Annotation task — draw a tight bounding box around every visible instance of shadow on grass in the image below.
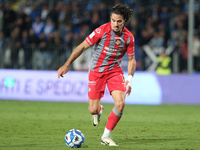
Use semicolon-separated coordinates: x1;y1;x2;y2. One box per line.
0;144;39;148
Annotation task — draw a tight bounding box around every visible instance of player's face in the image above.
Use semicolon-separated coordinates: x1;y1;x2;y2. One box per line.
110;13;125;34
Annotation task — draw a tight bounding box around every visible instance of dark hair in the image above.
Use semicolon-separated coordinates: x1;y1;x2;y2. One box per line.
110;4;133;22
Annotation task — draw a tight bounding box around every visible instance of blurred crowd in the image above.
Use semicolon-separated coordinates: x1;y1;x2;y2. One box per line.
0;0;200;73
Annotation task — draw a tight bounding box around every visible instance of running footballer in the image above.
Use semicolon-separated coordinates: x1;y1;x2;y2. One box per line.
58;4;136;146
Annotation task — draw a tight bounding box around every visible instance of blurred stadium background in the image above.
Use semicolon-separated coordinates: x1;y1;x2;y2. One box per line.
0;0;200;104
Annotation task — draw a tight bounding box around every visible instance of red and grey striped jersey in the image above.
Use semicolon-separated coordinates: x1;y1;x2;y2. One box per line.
85;22;135;72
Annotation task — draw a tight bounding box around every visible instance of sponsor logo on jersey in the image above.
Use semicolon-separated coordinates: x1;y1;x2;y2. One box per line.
103;47;125;56
105;46;124;52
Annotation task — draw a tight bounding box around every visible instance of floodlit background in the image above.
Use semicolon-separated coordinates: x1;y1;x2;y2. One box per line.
0;0;200;104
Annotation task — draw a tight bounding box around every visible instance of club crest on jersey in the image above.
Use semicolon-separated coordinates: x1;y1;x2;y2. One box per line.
115;40;121;45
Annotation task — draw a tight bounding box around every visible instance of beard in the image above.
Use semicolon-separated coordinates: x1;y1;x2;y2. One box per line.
113;30;120;34
112;28;123;35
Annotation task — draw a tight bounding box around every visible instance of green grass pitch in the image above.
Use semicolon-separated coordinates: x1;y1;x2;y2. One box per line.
0;100;200;150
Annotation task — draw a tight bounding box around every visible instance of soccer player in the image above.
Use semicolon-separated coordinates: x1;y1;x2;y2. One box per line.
58;4;136;146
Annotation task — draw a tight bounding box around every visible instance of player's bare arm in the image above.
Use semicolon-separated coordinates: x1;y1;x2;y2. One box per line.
126;55;136;95
57;40;90;78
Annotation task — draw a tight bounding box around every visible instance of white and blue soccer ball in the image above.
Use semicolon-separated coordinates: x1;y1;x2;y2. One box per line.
65;129;85;148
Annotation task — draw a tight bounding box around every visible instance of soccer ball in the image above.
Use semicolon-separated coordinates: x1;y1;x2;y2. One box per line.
65;129;85;148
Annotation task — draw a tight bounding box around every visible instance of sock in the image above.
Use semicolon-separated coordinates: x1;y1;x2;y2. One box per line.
88;105;102;115
101;127;111;139
97;105;102;115
102;107;123;138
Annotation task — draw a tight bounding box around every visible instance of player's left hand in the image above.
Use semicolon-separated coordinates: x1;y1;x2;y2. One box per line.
125;80;132;96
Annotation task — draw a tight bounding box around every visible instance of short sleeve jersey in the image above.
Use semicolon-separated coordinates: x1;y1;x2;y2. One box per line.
86;22;135;72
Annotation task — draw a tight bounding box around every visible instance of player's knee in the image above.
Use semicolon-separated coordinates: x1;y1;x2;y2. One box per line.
89;107;99;115
115;101;125;112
